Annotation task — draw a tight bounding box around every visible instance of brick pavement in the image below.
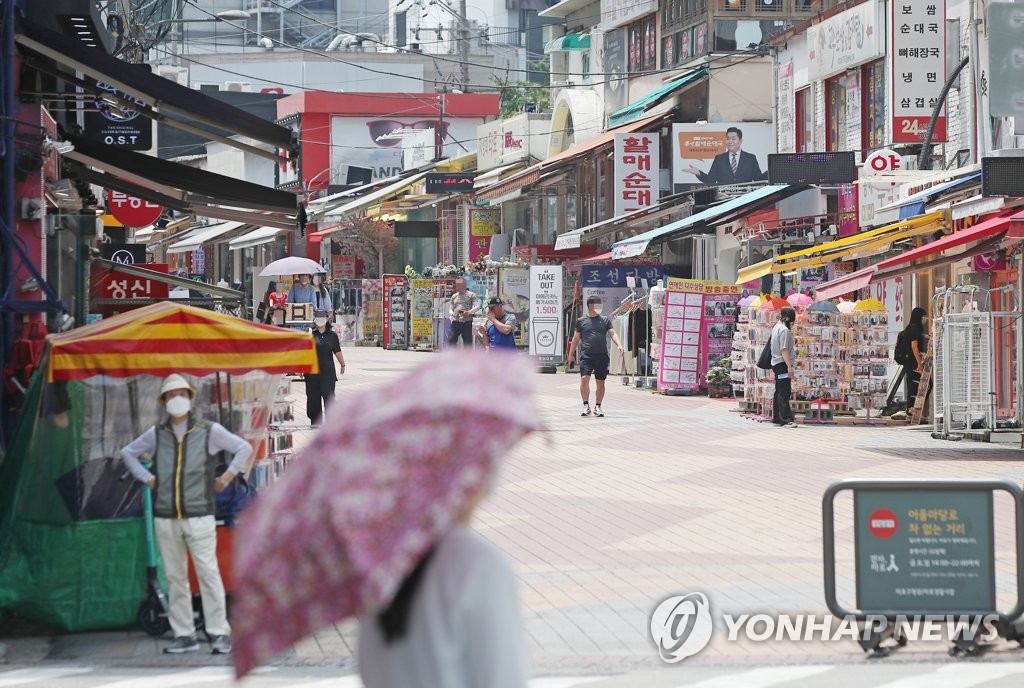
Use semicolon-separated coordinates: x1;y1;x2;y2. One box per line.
23;346;1024;675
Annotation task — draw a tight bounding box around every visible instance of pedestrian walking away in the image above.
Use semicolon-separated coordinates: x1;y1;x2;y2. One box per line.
895;306;928;403
448;277;479;347
477;296;517;350
566;295;624;418
305;309;346;426
120;374;253;655
771;306;798;427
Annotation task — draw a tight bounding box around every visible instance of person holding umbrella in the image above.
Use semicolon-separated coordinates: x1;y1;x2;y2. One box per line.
287;274;317;305
230;353;539;686
305;308;346;427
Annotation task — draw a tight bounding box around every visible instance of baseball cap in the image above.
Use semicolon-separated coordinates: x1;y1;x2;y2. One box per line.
313;309;331;318
486;297;503;308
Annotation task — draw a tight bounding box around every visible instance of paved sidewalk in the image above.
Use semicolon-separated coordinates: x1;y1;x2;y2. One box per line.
8;346;1024;676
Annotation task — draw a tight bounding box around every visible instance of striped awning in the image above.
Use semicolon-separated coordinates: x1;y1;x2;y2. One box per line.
45;302;318;381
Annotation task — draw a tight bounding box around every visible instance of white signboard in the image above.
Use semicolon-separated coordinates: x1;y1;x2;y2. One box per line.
613;132;660;216
529;265;564;363
777;61;795;153
808;0;883;80
601;0;657;29
891;1;946;143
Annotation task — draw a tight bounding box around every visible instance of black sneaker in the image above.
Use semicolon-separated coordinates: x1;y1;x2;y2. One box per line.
164;636;199;654
594;405;604;417
581;403;592;417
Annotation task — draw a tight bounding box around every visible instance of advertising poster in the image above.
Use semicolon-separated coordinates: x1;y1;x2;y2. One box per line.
332;255;356;279
613;132;660;216
529;265;564;363
469;208;500;263
838;183;860;238
700;284;742;383
672;122;772;193
659;279;705;393
499;267;530;347
381;274;409;350
361;278;383;340
410;278;434;347
432;279;455;349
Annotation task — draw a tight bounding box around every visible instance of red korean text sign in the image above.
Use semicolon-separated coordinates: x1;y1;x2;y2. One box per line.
90;263;170;318
614;132;660;216
105;189;164;227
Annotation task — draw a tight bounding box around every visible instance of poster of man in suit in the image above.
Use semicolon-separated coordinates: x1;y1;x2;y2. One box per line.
673;123;771;193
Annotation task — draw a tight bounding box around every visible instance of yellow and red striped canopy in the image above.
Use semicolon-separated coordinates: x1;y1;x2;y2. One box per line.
45;302;318;381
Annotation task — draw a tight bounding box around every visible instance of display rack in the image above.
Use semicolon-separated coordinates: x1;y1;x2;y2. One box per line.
247;376;298;490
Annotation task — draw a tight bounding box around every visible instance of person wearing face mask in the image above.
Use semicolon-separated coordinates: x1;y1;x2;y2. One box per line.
770;306;798;428
566;295;625;418
120;374;252;655
305;309;346;427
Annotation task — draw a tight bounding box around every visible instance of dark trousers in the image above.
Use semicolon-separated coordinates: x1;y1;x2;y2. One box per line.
772;362;794;425
305;374;336;426
904;365;922;404
448;320;474;347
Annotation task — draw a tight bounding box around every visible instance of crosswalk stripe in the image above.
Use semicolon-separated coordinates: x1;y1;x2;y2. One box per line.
684;665;835;688
0;667;91;686
93;667;233;688
874;663;1024;688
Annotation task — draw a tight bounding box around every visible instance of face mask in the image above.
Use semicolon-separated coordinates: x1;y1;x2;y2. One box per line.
591;303;603;313
314;318;328;327
165;396;191;417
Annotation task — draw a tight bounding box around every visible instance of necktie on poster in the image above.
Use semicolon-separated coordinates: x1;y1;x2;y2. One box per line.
731;153;738;175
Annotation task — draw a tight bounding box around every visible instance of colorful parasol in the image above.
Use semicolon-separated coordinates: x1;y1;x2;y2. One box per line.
836;299;857;314
230;351;542;678
787;293;813;307
809;300;840;312
854;298;887;312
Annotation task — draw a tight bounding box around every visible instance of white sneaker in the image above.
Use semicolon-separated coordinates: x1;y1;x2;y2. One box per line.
581;404;592;417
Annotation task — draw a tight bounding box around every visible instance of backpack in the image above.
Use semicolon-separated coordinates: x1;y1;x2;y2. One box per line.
894;329;914;366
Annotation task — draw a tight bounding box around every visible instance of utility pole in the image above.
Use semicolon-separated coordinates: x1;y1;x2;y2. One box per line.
457;0;470;91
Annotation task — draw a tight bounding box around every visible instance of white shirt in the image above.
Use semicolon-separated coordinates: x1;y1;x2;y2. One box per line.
358;525;528;688
120;419;252;484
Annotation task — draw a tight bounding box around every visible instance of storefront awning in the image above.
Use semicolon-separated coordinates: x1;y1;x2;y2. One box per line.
1007;210;1024;240
613;184;809;259
555;192;695;250
474;162;528;189
875;173;981;219
544;32;591;53
321;172;428;219
16;19;295;161
475;114;663;202
736;211;947;284
873;210;1018;271
229;226;289;251
166;222;249;254
609;67;709;127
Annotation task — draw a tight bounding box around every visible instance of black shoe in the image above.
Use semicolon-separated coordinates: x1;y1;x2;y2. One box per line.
164;636;199;654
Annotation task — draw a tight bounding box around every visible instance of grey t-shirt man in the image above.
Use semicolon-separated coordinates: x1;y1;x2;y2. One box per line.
770;320;794;367
575;315;613;359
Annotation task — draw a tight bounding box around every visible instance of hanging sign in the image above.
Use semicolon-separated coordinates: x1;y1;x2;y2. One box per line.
105;189;164;228
614;132;660;216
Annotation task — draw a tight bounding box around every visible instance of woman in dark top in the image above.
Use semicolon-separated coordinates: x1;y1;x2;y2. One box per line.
306;309;346;427
902;307;927;402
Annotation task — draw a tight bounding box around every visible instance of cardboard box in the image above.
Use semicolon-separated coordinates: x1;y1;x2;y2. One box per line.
286;303;312;322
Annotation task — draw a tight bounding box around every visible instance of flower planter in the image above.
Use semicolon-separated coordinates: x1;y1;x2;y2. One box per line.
707;383;732;398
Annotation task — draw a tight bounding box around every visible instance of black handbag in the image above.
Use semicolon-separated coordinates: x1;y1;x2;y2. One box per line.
756;339;773;370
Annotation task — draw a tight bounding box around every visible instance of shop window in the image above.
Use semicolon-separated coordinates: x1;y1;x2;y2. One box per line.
795;86;812;152
643;16;657;71
826;75;847;152
627;16;658;73
862;58;886;152
628;22;643;73
756;0;783;11
582;51;590;81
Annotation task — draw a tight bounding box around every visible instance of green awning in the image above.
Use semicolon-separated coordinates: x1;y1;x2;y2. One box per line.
609;67;709;126
545;32;591;53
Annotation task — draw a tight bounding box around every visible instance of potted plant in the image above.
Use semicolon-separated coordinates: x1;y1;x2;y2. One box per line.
706;357;733;398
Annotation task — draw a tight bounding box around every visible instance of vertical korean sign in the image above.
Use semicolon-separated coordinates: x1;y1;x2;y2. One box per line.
469;208;500;263
892;2;946;143
659;279;705;393
381;274;409;350
700;283;741;386
410;278;434;347
614;132;660;217
529;265;563;363
777;61;795;153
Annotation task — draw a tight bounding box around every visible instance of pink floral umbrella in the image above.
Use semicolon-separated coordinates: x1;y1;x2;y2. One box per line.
230;351;542;678
787;292;813;307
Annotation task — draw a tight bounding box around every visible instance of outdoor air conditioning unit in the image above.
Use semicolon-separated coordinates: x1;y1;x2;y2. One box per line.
154;65;188;86
224;81;252;93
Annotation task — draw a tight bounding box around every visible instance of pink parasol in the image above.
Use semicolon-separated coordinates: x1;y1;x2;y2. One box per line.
787;293;813;307
230;351;542;678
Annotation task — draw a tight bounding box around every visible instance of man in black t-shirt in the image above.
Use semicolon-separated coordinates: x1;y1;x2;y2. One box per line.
566;295;625;417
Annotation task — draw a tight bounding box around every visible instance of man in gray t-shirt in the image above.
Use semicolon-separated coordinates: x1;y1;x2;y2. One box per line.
770;306;797;427
566;295;625;418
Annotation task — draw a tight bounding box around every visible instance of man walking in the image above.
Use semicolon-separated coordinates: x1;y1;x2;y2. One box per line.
771;306;798;427
566;295;625;417
448;277;480;347
121;374;252;655
477;296;518;350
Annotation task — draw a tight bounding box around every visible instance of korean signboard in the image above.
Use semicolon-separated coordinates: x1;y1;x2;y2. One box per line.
601;0;656;29
580;265;663;314
614;132;660;216
855;489;995;612
105;189;163;228
410;278;434;347
529;265;564;363
469;208;500;263
425;173;476;193
382;274;409;350
891;2;946;143
700;283;741;383
777;61;795;153
659;279;706;393
332;255;357;279
672;123;771;194
858;148;906;226
89;263;169;318
808;0;883;81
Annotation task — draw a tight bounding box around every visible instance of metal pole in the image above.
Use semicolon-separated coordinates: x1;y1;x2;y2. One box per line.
1;0;18;447
457;0;470;91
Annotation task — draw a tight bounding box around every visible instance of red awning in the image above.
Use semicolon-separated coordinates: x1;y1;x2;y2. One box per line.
1005;209;1024;240
814;267;874;301
874;211;1015;272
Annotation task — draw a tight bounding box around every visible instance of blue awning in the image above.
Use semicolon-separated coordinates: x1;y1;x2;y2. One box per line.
609;67;709;127
888;172;982;219
611;184;810;259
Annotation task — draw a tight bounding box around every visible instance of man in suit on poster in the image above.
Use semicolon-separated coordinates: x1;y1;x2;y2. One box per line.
685;127;765;185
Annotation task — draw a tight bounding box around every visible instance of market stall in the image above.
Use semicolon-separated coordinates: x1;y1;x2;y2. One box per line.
0;303;317;631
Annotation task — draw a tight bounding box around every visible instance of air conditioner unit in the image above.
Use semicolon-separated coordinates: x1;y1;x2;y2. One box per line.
154;65;188;86
224;81;252;92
